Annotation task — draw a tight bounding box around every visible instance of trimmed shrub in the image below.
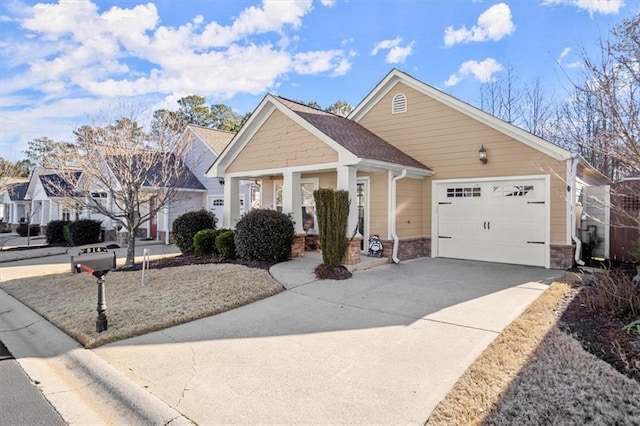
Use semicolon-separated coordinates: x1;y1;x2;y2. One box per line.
235;209;294;262
17;223;40;237
314;189;350;267
172;209;216;253
216;229;236;259
66;219;102;246
46;220;70;245
194;228;219;256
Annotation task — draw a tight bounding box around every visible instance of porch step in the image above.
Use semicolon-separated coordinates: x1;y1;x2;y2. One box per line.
345;256;390;273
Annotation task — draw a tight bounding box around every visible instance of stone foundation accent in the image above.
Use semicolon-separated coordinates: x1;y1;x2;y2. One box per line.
379;237;431;261
550;244;574;269
158;231;175;244
342;237;363;265
290;233;306;258
305;234;320;251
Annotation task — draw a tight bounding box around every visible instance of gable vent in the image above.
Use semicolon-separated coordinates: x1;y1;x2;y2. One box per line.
392;93;407;114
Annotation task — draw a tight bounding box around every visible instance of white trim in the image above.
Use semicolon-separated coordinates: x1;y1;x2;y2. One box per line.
431;174;551;268
604;185;611;259
357;177;370;250
226;163;341;179
349;69;571;162
391;92;407;114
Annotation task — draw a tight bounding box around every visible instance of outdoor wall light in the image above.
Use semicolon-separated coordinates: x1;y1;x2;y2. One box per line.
218;177;225;185
479;145;488;165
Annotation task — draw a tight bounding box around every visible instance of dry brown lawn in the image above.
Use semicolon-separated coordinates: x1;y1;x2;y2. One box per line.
0;264;283;348
426;281;640;425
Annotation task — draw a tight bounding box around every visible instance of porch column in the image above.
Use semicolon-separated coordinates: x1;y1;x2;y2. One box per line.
283;171;303;233
222;177;240;229
337;165;359;237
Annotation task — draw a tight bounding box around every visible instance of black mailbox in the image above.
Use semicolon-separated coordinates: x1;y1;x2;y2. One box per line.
71;246;116;276
70;246;116;333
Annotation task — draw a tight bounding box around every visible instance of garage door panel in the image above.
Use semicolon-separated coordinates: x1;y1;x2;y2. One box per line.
436;178;548;267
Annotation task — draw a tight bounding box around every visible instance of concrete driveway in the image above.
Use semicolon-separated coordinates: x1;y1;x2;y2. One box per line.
93;256;559;424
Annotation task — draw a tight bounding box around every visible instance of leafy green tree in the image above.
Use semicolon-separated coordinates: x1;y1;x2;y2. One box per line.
326;100;354;117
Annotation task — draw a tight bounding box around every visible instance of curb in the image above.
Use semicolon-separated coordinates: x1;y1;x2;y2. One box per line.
0;289;193;425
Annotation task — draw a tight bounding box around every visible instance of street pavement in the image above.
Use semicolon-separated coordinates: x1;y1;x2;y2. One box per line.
0;241;560;424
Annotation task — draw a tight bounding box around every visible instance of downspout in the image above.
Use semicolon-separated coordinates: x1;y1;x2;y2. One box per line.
570;158;585;266
391;169;408;264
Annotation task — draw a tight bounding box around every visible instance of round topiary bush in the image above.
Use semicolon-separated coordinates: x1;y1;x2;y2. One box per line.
172;209;216;253
216;229;236;259
193;228;219;256
235;208;294;262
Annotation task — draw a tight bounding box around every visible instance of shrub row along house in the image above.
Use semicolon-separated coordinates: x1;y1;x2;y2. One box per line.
3;69;633;268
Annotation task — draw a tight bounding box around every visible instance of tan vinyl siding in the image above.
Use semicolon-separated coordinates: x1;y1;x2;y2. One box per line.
359;172;389;239
396;178;423;238
227;110;338;173
358;82;568;244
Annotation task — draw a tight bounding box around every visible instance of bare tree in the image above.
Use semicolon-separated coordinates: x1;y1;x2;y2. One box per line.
569;15;639;180
326;100;354;117
54;107;193;267
522;77;555;140
480;63;523;124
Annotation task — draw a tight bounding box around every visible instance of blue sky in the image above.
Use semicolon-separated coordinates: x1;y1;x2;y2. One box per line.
1;0;637;162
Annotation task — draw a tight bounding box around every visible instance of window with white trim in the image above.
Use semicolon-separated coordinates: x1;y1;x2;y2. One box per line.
273;179;319;232
492;185;534;197
392;93;407;114
446;187;481;198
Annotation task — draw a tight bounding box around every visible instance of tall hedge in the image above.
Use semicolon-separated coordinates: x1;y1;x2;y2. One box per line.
314;189;350;267
66;219;102;246
234;209;294;262
172;209;217;253
46;220;70;245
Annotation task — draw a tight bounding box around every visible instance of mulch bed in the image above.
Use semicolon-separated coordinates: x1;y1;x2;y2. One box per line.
558;283;640;382
122;253;277;271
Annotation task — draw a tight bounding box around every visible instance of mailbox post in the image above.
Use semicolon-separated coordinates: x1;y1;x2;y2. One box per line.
71;247;116;333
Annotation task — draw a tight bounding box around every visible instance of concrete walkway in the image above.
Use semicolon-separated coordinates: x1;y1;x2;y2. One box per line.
92;256;559;424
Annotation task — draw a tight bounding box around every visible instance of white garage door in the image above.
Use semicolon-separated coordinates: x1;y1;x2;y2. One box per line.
435;178;547;267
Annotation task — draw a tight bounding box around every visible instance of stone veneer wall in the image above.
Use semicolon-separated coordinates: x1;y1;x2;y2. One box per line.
290;233;306;258
342;237;363;265
550;244;574;269
380;237;431;261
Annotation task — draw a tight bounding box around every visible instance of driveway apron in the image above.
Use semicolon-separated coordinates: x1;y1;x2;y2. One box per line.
93;257;559;424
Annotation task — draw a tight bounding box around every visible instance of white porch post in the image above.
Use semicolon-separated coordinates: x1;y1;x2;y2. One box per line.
222;177;240;229
163;204;170;245
337;165;358;237
283;171;303;233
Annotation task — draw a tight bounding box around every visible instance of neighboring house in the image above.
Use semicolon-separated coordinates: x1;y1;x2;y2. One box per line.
208;69;610;269
0;180;29;231
78;151;207;243
23;168;83;233
167;124;253;232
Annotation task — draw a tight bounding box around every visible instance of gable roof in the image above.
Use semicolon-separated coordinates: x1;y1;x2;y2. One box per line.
40;171;82;198
7;181;29;201
187;124;235;155
109;153;206;191
208;93;431;178
349;68;572;162
274;97;429;171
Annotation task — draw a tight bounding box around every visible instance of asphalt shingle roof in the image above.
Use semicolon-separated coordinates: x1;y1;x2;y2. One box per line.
189;124;235;155
274;97;430;171
7;182;29;201
110;154;205;191
39;172;81;197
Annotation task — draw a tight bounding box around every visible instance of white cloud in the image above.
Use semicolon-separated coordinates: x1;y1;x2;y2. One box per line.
0;0;353;161
542;0;624;15
444;58;504;87
371;37;414;63
386;42;414;64
320;0;337;6
557;46;582;68
444;3;515;47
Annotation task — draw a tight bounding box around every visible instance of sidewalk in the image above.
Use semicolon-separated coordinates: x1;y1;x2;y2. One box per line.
0;239;191;424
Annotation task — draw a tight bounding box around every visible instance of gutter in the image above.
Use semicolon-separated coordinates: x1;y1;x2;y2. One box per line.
569;157;585;266
390;169;408;264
